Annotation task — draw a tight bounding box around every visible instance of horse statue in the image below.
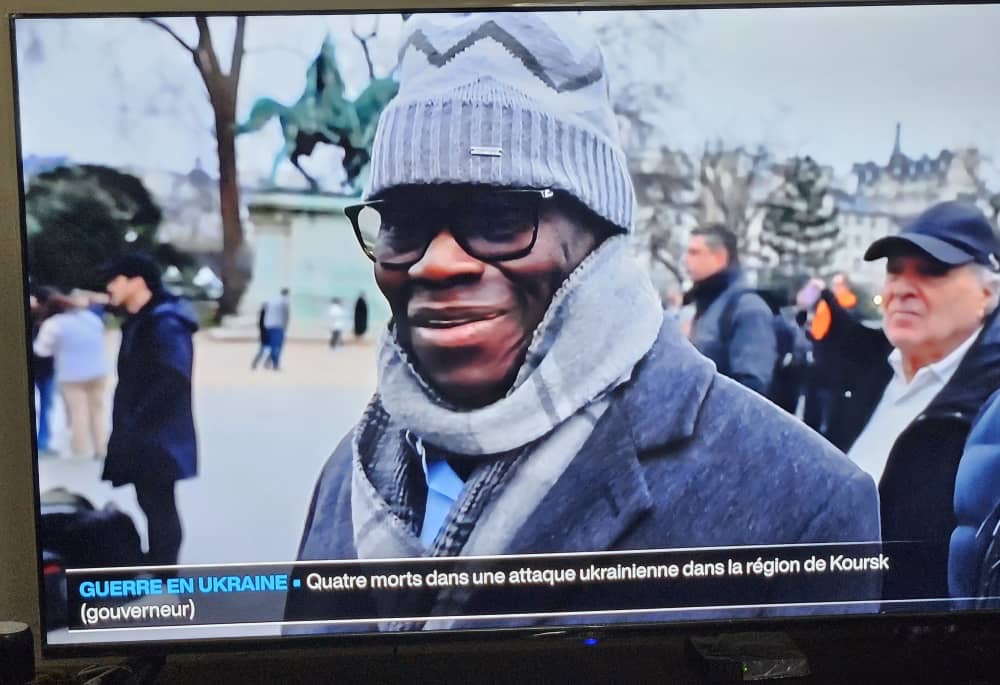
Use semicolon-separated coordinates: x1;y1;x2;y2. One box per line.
236;37;399;194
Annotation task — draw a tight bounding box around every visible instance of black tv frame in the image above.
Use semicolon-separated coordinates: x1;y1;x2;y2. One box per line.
6;0;1000;662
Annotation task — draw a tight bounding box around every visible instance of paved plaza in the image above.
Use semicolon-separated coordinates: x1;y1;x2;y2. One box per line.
35;330;378;567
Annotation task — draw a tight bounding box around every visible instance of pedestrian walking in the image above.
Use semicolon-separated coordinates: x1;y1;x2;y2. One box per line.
263;288;291;370
251;302;273;370
328;297;346;349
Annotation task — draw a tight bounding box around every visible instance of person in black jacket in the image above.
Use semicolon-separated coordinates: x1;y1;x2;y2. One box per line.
102;254;199;567
809;201;1000;602
353;291;369;340
250;302;272;370
683;223;778;396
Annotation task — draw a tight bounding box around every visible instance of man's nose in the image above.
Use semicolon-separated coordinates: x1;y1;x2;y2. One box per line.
408;229;484;282
887;271;919;299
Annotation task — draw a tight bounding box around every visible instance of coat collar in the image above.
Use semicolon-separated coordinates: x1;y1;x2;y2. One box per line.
683;266;743;313
621;318;717;451
502;320;716;556
925;308;1000;419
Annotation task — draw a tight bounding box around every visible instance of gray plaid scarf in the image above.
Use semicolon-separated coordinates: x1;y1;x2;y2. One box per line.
350;236;663;625
375;235;662;455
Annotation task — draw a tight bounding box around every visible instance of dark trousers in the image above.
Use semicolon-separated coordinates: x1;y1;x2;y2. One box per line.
804;385;832;434
770;366;805;416
134;481;182;566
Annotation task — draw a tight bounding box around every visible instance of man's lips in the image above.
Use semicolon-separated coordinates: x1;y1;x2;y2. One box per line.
408;306;504;328
407;306;510;347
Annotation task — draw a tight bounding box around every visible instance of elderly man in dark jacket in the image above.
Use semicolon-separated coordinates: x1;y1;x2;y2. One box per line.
683;223;778;396
809;201;1000;603
285;12;880;633
103;254;199;566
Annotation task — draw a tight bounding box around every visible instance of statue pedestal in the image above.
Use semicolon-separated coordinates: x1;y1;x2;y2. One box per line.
215;190;385;341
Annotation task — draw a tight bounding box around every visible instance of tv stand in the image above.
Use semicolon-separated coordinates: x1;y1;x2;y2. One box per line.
684;632;810;682
64;655;165;684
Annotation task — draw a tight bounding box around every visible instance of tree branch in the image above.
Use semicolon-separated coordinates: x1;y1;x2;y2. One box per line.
194;16;221;77
229;16;246;87
352;17;378;80
704;164;731;222
649;234;684;286
143;18;195;54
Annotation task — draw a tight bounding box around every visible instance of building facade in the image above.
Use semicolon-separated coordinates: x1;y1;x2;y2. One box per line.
830;124;988;290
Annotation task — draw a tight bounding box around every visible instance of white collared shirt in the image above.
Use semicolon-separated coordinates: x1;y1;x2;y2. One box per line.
847;326;983;484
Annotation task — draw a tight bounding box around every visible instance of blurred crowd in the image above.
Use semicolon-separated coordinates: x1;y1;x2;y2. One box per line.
29;287;110;460
671;203;1000;603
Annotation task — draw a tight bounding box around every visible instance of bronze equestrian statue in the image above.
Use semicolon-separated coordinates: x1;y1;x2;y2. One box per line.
236;37;398;194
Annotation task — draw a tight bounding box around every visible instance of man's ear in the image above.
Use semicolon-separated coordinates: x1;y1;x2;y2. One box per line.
713;246;730;269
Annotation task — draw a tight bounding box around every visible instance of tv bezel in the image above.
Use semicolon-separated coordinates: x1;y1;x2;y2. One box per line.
3;0;999;660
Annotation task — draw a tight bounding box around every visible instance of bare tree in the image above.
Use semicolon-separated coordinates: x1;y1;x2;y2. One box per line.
627;143;777;290
628;146;699;286
953;148;1000;228
697;143;773;248
592;11;696;291
936;147;1000;231
957;148;989;196
143;16;249;320
352;17;379;80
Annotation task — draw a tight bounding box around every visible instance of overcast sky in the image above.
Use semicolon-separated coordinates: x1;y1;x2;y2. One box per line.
13;4;1000;188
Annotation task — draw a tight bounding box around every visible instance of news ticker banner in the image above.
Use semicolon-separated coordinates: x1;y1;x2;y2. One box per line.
65;542;889;631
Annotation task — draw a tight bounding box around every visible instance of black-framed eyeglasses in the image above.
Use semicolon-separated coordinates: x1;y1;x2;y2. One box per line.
344;188;555;267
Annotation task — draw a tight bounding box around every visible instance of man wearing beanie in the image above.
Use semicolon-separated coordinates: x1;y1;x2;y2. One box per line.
102;253;199;567
286;12;879;631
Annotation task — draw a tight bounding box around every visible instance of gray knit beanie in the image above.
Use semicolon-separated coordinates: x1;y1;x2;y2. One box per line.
365;12;635;233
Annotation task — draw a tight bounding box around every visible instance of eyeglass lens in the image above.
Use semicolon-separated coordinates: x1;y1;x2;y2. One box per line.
356;193;540;265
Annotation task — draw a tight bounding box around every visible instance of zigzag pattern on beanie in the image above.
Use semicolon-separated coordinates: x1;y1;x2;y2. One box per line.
399;19;605;93
366;12;636;233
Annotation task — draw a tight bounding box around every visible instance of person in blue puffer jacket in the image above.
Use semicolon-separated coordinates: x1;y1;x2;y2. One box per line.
950;388;1000;605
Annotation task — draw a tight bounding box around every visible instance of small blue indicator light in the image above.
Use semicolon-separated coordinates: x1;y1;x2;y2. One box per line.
583;637;598;646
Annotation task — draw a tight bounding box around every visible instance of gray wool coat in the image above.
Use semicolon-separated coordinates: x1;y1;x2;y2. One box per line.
284;318;881;633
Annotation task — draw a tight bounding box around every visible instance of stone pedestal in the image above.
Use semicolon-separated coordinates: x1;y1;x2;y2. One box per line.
221;190;386;340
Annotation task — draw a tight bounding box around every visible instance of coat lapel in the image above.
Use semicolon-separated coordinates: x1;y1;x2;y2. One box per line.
502;399;653;555
501;321;716;556
440;321;717;630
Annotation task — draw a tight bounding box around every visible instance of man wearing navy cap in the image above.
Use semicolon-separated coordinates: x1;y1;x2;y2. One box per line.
102;253;199;567
807;201;1000;602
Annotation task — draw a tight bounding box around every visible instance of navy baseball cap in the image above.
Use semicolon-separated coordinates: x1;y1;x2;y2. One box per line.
100;253;163;291
864;201;1000;272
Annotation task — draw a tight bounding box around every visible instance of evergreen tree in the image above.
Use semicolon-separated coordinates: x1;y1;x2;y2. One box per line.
760;155;840;282
26;164;163;291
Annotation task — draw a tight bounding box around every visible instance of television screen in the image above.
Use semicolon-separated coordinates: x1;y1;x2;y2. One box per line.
12;3;1000;653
